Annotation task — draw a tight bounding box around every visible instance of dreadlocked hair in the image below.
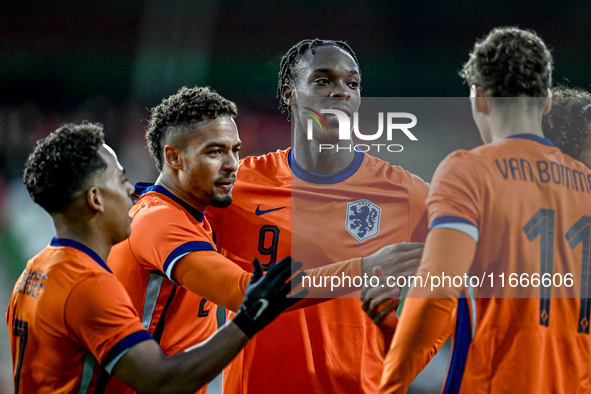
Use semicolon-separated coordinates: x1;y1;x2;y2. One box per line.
146;86;238;171
543;84;591;159
277;39;360;119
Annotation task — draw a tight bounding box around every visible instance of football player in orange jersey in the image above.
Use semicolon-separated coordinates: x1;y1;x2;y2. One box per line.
364;27;591;393
6;122;304;393
543;85;591;168
206;39;429;393
106;84;418;393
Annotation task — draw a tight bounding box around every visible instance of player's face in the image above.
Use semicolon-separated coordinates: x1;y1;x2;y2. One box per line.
287;45;361;141
180;115;241;211
96;144;134;244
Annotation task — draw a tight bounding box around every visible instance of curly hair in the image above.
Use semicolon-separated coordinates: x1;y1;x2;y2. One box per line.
277;39;360;118
146;86;238;171
23;122;106;213
460;27;553;99
542;85;591;159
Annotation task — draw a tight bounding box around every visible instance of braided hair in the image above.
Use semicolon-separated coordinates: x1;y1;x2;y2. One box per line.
277;39;360;119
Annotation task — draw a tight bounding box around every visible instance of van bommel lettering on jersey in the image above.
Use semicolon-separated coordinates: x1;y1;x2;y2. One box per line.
495;158;591;193
14;268;48;298
305;109;418;153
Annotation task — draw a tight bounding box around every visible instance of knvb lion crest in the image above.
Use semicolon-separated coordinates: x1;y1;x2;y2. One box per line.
346;199;381;242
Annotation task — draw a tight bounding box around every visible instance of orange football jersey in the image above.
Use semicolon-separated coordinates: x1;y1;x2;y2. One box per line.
107;184;220;393
382;135;591;393
6;238;151;393
207;148;429;393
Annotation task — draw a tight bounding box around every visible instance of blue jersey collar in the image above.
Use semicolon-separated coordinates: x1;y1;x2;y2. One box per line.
135;183;205;222
50;237;112;273
506;133;555;147
288;149;365;184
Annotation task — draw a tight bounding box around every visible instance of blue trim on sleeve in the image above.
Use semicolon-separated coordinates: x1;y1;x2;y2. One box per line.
429;216;479;243
163;241;216;280
50;238;112;273
102;330;153;371
135;182;205;222
288;149;365;184
429;216;475;229
443;297;471;394
506;134;555;147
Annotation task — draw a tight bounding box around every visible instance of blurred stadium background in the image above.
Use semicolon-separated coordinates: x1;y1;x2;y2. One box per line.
1;1;591;392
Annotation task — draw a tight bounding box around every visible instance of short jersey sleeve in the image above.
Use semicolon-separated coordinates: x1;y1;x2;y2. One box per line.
128;202;216;281
65;272;152;373
426;150;482;242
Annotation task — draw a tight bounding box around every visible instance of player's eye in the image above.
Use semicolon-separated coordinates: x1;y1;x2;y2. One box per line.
314;77;330;85
348;80;360;89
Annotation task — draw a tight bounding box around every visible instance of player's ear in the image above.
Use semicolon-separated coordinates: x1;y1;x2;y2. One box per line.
542;88;552;115
282;85;294;106
163;145;183;170
472;85;490;114
86;186;104;213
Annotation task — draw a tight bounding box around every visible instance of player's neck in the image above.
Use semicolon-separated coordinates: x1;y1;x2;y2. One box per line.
484;97;547;143
292;121;357;174
52;216;112;262
155;174;207;213
489;115;544;142
292;136;356;174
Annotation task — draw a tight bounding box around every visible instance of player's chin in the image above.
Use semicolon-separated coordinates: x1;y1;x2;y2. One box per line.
211;193;233;208
124;215;133;232
114;227;132;245
316;128;342;142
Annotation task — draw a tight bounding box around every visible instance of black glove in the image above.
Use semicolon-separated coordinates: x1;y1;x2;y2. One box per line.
233;257;307;338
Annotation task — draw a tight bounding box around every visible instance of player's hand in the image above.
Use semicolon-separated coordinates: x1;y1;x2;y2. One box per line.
361;242;423;279
232;257;308;338
360;267;401;333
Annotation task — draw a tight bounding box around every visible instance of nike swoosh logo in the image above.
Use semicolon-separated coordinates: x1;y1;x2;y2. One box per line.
256;205;287;216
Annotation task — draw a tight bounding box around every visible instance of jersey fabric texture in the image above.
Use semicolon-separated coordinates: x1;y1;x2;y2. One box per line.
207;148;429;393
382;135;591;393
6;238;152;394
106;183;219;394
